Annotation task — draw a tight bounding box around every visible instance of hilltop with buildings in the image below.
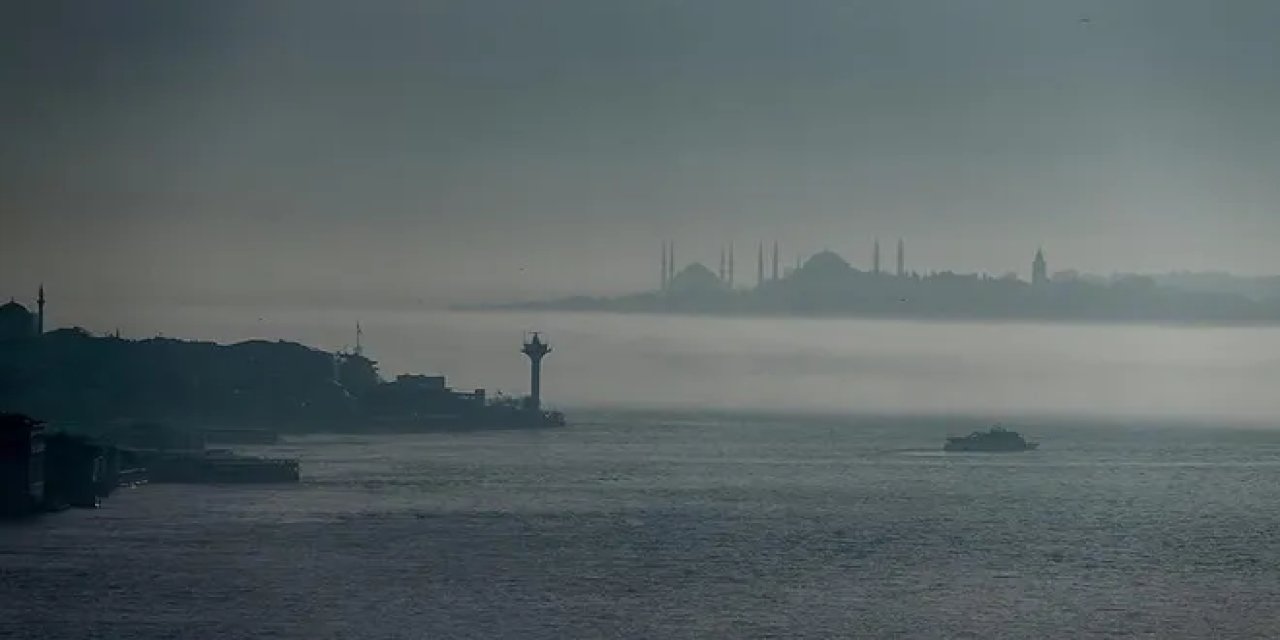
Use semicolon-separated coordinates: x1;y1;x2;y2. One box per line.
492;241;1280;324
0;287;563;433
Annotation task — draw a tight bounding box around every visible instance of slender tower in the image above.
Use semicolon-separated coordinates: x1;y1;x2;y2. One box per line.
354;322;364;357
757;242;765;287
873;239;881;275
521;332;552;410
36;284;45;335
661;241;668;291
896;239;905;277
771;241;780;281
719;247;726;283
728;243;735;288
1032;248;1048;286
670;241;676;287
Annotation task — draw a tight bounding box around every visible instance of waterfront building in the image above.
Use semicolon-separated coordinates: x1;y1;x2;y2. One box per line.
0;414;45;516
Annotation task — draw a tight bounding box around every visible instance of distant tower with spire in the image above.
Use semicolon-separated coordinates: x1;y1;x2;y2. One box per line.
1032;248;1048;286
771;241;780;281
873;239;881;275
718;247;726;283
896;239;905;277
354;322;364;357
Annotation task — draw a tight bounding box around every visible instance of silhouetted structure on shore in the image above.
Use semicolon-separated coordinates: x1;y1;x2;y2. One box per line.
1;413;130;516
0;323;563;434
2;413;304;508
521;332;551;410
0;414;45;515
0;285;45;341
1033;248;1049;287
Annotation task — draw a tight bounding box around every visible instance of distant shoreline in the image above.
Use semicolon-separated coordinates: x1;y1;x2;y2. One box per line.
464;253;1280;328
454;303;1280;330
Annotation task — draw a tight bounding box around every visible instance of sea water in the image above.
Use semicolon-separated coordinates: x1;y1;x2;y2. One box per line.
3;411;1279;639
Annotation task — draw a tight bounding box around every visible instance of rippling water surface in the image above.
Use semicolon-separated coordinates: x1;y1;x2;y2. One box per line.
4;412;1280;639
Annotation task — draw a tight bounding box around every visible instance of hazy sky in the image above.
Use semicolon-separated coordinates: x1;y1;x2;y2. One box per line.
4;0;1280;309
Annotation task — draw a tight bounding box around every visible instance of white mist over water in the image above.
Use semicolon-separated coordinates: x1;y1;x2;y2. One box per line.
82;307;1280;423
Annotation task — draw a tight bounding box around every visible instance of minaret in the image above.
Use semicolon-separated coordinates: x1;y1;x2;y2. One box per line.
771;241;780;281
728;243;735;288
668;240;676;286
873;239;881;275
757;242;765;287
661;241;668;291
896;239;905;277
354;322;364;357
521;332;552;410
719;247;726;283
36;284;45;335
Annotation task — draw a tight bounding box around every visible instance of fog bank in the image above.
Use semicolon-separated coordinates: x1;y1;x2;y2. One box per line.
68;307;1280;423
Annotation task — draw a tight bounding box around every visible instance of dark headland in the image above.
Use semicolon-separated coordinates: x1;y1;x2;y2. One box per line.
476;243;1280;325
0;294;563;435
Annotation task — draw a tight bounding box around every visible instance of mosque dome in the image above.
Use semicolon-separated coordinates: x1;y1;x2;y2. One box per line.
800;250;853;275
0;300;30;314
668;262;726;295
0;299;35;341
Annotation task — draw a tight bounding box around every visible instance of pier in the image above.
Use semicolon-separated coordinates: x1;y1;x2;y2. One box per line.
2;413;301;520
